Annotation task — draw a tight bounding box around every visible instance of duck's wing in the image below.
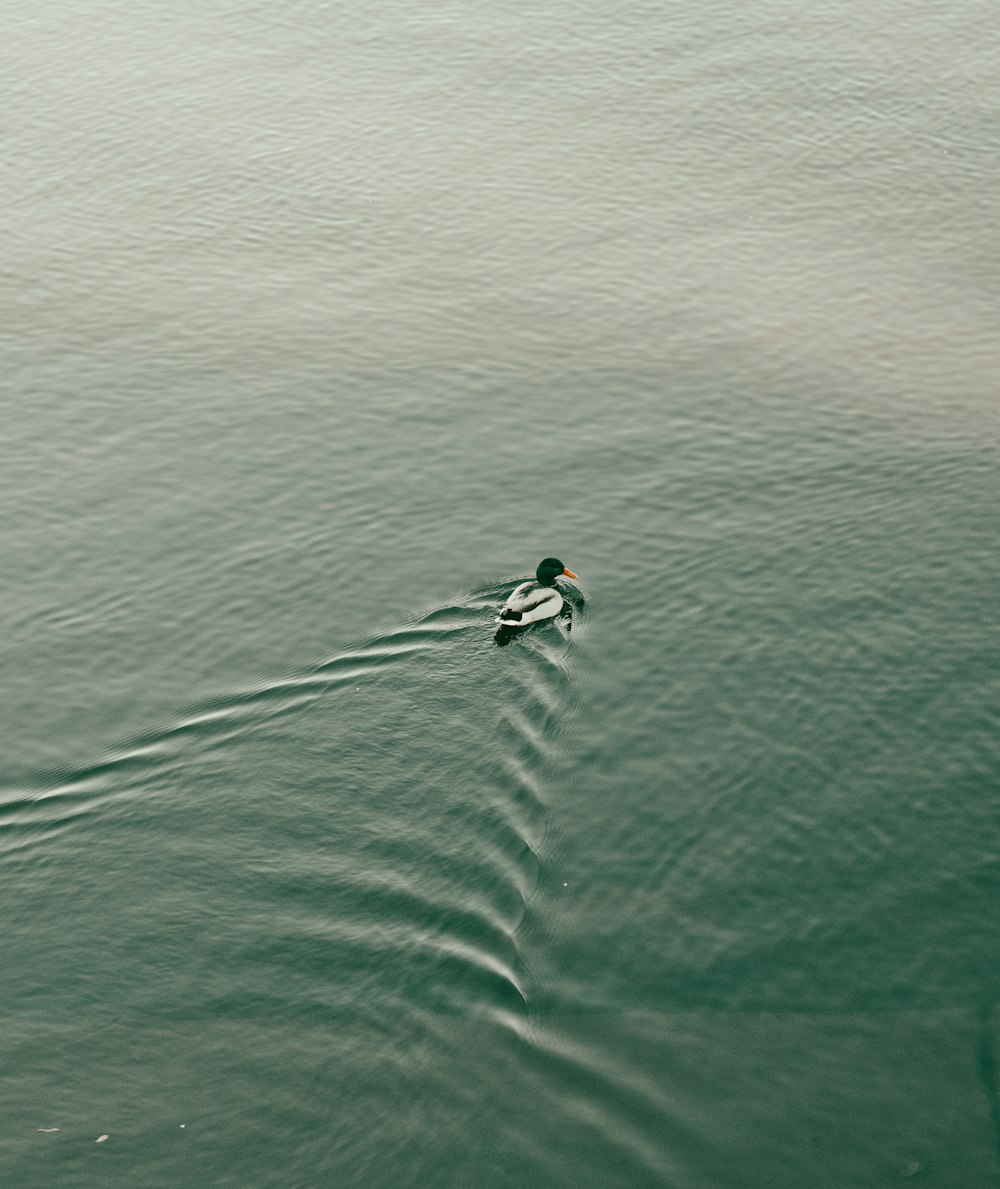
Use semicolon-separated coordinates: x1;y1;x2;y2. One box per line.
498;582;564;625
501;581;537;612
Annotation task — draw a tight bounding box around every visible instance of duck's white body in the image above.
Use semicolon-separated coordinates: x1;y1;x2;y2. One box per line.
496;580;566;628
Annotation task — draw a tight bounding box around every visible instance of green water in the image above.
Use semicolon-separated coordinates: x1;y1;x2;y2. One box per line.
3;1;999;1185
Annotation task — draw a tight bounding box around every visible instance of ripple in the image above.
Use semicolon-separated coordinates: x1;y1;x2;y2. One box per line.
3;587;585;1024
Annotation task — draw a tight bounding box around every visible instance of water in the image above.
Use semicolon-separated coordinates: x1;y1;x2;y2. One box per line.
3;1;999;1185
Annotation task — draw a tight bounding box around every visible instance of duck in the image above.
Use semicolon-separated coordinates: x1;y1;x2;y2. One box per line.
495;558;580;644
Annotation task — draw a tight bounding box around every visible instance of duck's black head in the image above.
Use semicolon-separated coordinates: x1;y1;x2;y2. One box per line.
536;557;578;586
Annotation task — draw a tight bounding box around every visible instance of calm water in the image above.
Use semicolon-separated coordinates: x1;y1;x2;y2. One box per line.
3;1;999;1185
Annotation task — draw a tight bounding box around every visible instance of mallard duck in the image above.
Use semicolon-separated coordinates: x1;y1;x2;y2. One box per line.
495;558;579;643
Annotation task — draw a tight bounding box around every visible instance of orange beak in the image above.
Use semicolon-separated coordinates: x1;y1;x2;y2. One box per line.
562;567;578;579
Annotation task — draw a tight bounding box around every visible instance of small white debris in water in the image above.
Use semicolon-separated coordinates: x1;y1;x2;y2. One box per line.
96;1135;109;1143
36;1128;59;1133
180;1124;186;1129
563;882;568;887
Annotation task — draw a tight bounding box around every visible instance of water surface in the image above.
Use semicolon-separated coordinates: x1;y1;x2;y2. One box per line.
3;0;999;1185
